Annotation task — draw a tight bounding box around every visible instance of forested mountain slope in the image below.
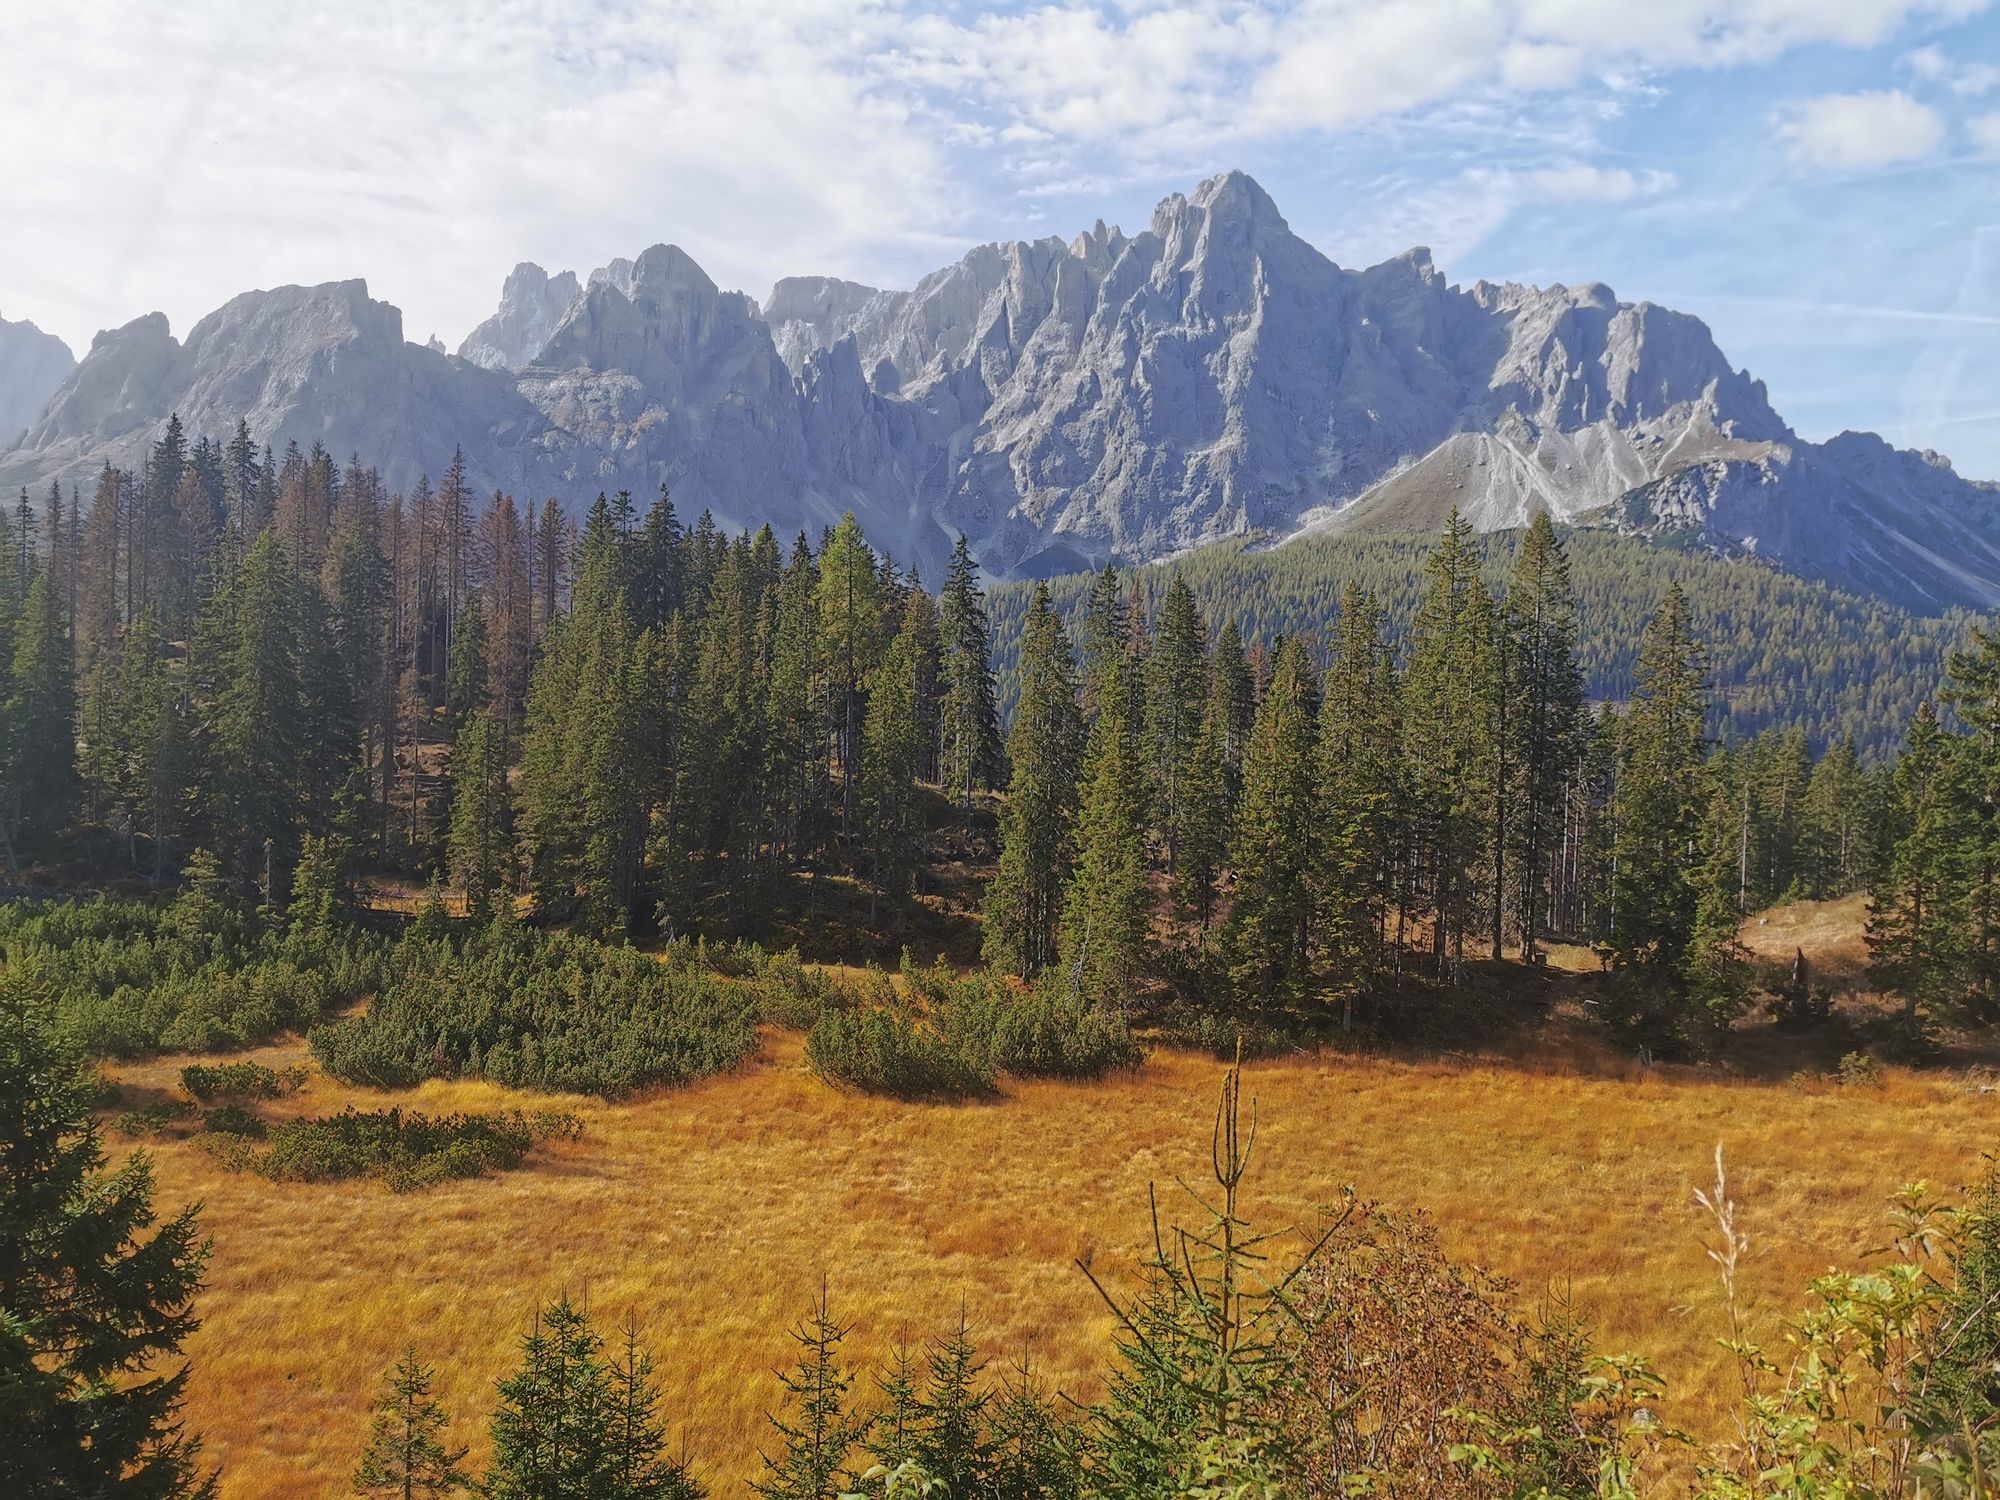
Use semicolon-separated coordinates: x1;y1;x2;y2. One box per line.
990;531;1972;756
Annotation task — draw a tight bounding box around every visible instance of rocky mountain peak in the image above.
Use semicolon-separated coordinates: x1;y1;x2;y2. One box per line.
0;313;79;446
5;170;1994;611
458;261;582;371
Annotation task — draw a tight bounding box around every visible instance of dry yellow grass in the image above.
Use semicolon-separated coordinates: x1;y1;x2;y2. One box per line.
104;1008;1999;1498
1738;892;1873;977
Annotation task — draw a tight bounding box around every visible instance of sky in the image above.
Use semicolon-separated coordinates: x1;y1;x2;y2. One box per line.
3;1;1998;474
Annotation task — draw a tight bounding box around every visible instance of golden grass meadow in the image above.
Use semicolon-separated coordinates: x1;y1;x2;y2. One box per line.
100;895;1996;1498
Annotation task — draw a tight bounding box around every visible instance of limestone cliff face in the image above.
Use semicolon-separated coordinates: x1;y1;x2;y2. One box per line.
7;172;1996;609
0;313;75;447
457;263;580;371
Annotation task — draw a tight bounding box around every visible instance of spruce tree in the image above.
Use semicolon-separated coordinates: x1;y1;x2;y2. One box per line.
1943;622;2000;1021
1318;583;1400;1009
200;532;305;891
1079;564;1128;722
487;1296;695;1500
815;515;884;846
1606;584;1713;1041
984;584;1083;978
1868;701;1971;1037
1169;676;1231;938
606;1316;705;1500
1146;576;1209;874
447;712;507;923
937;536;1000;812
1504;514;1585;964
1058;644;1150;1009
1;573;79;866
860;606;925;918
443;589;490;741
1223;636;1322;1009
353;1347;470;1499
1210;619;1256;806
1800;734;1869;898
911;1313;993;1496
1402;510;1499;972
753;1289;867;1500
0;997;215;1499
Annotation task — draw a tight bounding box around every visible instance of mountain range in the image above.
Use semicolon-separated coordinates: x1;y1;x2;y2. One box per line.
2;170;1995;612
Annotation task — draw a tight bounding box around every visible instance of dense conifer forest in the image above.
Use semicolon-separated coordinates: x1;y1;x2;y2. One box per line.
13;414;2000;1496
3;415;1998;1053
989;532;1973;758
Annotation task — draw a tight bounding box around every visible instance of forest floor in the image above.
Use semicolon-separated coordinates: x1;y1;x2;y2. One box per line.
99;892;2000;1499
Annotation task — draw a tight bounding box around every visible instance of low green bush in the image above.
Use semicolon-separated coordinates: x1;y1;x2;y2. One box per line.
753;950;849;1031
310;925;758;1098
804;960;1142;1098
110;1098;196;1136
0;893;390;1059
806;998;997;1099
251;1107;580;1192
200;1104;267;1138
180;1061;306;1102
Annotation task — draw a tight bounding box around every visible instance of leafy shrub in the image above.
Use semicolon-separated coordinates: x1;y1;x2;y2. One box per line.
1838;1049;1885;1088
180;1061;305;1102
310;925;757;1098
249;1107;581;1192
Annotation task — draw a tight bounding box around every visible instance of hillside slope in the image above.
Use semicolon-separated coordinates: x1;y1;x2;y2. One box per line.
988;531;1972;755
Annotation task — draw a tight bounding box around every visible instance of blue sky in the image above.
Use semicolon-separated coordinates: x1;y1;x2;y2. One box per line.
4;1;1997;473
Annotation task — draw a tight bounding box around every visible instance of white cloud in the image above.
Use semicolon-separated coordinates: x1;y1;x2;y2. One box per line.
1529;164;1678;201
1972;112;2000;153
1903;43;2000;93
1780;90;1947;170
1;0;1991;355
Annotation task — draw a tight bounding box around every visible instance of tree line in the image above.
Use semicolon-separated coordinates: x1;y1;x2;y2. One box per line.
983;511;1879;1052
987;530;1974;759
0;416;1924;1055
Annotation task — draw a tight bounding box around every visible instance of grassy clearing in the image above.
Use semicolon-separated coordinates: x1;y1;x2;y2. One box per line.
101;988;1999;1498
